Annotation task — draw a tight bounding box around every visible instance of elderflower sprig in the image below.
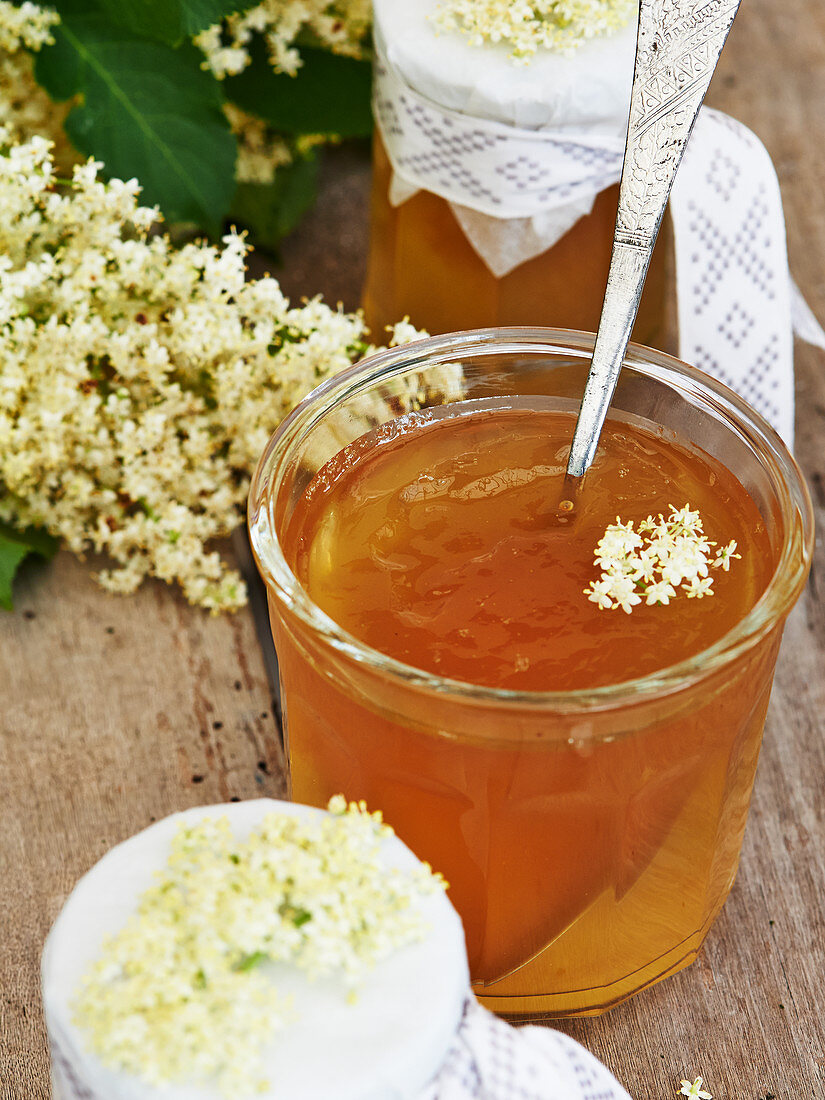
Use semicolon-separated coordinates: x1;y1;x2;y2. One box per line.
0;0;57;52
73;799;445;1096
584;505;740;614
0;134;449;611
195;0;372;80
0;1;75;165
0;2;370;198
433;0;637;61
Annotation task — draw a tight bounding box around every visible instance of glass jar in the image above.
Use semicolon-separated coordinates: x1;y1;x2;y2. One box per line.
362;2;674;348
248;329;812;1017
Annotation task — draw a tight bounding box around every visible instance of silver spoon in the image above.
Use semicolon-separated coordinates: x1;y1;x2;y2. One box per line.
565;0;743;481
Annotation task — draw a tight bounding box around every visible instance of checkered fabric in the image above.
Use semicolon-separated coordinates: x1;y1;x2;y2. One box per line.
420;996;633;1100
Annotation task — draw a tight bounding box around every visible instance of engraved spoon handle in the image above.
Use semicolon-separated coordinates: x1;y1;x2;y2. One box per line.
566;0;742;479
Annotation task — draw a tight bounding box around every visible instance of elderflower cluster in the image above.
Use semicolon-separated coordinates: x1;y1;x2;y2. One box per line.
196;0;372;80
0;3;365;192
0;133;437;610
73;799;443;1096
584;505;740;614
433;0;636;60
0;1;74;162
223;102;297;185
0;0;57;51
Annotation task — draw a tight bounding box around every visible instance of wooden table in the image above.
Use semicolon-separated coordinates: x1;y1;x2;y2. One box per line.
2;0;824;1095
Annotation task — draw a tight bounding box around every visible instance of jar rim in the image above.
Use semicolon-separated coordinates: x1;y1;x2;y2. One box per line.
248;327;814;713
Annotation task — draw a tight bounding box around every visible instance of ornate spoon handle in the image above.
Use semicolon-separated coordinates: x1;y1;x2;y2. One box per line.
566;0;742;478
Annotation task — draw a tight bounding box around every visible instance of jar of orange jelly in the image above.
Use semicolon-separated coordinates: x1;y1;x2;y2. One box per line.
362;0;673;344
248;329;813;1017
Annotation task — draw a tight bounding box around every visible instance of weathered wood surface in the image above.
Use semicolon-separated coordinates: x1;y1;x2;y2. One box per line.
2;0;824;1096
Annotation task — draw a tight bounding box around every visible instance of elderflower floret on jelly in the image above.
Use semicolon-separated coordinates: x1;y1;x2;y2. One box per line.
584;504;740;613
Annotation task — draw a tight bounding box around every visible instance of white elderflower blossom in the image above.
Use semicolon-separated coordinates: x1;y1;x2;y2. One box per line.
196;0;372;80
0;0;58;52
679;1077;712;1100
433;0;637;61
0;2;73;161
584;505;739;613
714;540;740;572
224;102;295;185
0;135;438;611
73;799;444;1096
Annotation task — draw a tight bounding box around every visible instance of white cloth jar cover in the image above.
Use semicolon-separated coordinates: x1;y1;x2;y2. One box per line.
373;0;825;448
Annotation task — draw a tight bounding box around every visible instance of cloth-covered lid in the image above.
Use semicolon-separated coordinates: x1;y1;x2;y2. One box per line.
42;799;469;1100
373;0;637;134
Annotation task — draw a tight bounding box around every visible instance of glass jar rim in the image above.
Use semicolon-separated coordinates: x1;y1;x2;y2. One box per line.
248;327;814;713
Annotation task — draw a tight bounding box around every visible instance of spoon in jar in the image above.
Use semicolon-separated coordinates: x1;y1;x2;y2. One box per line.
561;0;743;503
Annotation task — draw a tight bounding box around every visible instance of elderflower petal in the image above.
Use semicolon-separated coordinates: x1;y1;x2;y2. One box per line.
679;1076;713;1100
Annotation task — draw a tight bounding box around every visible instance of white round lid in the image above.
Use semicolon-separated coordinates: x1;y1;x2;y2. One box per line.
42;799;469;1100
374;0;637;135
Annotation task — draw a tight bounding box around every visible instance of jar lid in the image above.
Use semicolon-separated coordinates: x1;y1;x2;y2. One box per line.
42;799;469;1099
373;0;636;135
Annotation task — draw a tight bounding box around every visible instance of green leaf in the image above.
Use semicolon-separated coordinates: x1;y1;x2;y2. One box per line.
45;0;99;18
88;0;252;47
230;149;319;252
0;523;59;611
224;41;373;138
35;14;236;231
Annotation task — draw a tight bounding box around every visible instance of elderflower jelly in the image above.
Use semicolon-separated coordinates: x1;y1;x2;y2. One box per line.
249;329;813;1016
41;799;469;1099
362;0;673;343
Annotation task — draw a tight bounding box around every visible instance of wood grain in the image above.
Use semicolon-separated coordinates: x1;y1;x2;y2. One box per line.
2;0;824;1096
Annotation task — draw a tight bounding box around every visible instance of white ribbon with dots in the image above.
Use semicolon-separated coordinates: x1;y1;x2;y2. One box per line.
376;49;825;448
